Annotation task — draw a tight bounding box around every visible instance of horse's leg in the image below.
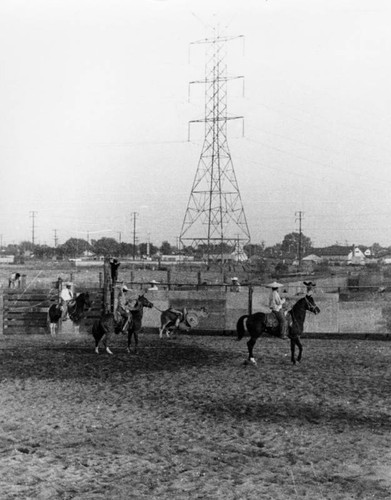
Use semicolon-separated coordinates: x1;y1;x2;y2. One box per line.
296;337;303;363
290;339;296;364
126;328;132;354
103;333;113;355
95;336;100;354
247;337;257;365
133;329;139;354
73;322;80;335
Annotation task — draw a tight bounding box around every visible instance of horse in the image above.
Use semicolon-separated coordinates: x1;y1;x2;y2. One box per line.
237;295;320;365
91;294;153;354
48;292;92;336
92;311;115;355
116;294;154;354
159;306;208;338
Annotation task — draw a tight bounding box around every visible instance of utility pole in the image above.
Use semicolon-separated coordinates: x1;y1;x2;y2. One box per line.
53;229;58;248
147;232;151;257
118;232;122;244
295;211;304;270
131;212;138;260
30;211;37;247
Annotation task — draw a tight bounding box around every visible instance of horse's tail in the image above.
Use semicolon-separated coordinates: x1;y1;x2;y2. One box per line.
237;315;249;341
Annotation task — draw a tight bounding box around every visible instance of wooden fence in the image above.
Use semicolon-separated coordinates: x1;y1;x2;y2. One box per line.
0;286;104;335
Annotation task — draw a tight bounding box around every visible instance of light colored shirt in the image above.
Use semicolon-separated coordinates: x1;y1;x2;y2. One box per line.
60;288;73;302
269;290;285;312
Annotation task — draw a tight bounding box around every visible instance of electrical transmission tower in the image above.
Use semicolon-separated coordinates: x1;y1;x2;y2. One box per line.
179;31;251;265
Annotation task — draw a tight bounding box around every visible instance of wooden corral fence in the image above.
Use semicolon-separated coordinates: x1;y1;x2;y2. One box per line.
0;286;105;335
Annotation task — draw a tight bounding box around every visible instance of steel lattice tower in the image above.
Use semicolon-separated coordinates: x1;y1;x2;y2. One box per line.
180;33;251;263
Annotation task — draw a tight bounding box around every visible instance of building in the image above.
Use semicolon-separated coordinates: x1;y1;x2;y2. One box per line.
304;245;366;266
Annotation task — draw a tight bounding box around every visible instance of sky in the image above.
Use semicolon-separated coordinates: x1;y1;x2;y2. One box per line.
1;0;391;249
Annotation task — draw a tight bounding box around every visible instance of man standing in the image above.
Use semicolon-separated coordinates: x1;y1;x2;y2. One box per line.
267;281;288;339
110;258;120;283
230;277;241;292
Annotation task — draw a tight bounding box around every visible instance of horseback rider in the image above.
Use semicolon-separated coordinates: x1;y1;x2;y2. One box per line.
267;281;288;339
60;282;74;321
169;306;188;329
116;285;138;333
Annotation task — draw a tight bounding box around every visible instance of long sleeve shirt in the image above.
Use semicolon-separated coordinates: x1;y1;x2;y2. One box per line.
60;288;73;302
269;290;285;312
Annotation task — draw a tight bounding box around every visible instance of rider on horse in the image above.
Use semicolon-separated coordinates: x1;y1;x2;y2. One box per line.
168;307;188;329
267;281;288;339
60;282;74;321
116;285;139;333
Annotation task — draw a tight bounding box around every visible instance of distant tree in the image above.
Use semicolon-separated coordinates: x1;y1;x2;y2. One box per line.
244;242;265;258
60;238;91;258
33;244;56;259
281;232;312;258
160;241;173;255
264;244;282;259
370;243;384;257
20;241;34;252
139;242;159;257
91;237;120;257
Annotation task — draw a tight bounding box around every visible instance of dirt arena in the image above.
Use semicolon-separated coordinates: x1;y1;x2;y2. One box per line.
0;331;390;499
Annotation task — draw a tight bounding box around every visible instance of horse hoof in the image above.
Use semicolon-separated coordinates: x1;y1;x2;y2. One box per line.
106;348;113;355
245;358;257;366
95;348;99;354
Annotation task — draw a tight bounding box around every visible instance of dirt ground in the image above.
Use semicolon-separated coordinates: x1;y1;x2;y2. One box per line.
0;331;390;500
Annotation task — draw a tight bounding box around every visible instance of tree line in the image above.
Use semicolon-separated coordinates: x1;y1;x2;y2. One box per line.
3;232;385;261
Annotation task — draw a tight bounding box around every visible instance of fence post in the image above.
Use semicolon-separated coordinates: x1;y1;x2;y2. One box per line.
0;289;3;335
167;269;171;291
248;285;253;315
103;258;112;312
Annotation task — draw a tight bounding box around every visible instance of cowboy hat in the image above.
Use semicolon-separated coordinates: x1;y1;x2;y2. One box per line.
122;285;129;291
64;282;73;287
150;280;159;284
303;281;316;287
266;281;283;288
231;277;239;281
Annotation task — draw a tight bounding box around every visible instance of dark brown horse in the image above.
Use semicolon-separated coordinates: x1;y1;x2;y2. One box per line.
124;294;153;353
92;311;115;355
92;295;153;354
237;295;320;365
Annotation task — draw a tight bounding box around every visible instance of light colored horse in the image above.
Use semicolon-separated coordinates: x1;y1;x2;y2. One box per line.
159;306;208;338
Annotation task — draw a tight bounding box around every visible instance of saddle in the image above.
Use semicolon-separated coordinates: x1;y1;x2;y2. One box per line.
264;311;293;330
265;312;280;329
